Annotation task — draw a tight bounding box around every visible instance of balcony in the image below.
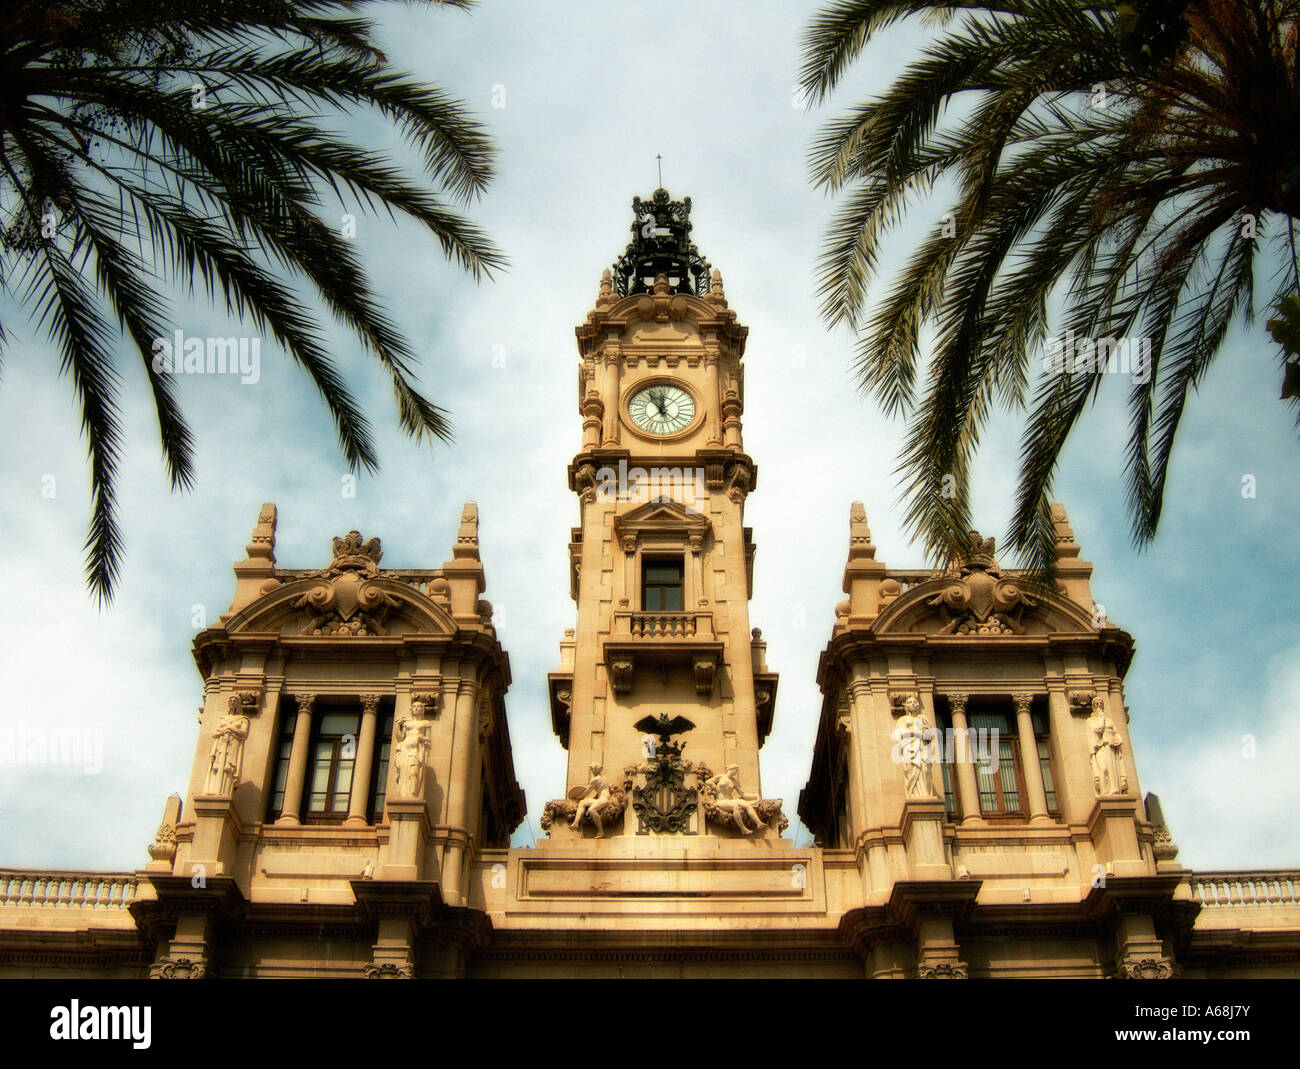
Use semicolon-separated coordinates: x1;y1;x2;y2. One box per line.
604;611;723;697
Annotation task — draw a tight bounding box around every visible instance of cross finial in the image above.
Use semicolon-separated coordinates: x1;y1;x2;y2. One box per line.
655;153;663;187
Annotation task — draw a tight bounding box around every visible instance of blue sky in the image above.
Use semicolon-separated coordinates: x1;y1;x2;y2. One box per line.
0;1;1295;872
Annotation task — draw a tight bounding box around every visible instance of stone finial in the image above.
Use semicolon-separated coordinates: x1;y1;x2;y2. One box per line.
848;502;877;560
245;502;277;563
1145;792;1180;862
954;529;997;573
707;267;727;306
146;793;182;865
1050;501;1081;559
1048;499;1095;607
596;267;614;309
453;501;480;560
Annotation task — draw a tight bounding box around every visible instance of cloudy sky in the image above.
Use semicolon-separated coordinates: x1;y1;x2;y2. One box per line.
0;1;1296;873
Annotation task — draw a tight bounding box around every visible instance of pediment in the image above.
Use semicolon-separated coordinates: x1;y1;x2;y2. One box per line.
613;499;711;540
223;574;458;638
872;572;1096;637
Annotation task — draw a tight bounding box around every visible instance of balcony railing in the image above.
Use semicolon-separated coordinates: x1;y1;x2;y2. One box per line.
0;870;137;910
1188;871;1300;908
612;611;716;641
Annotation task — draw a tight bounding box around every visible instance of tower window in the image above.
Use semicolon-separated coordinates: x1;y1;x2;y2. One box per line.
265;698;394;825
369;709;396;823
1032;707;1059;814
642;557;684;611
306;711;361;822
968;707;1026;818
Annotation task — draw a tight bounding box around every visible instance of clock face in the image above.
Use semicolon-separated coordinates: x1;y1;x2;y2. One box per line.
627;383;696;436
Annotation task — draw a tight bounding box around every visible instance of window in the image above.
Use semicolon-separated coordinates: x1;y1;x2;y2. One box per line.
968;708;1026;818
306;711;360;823
267;698;298;816
265;697;393;825
369;709;395;823
935;704;960;821
642;557;684;611
1032;707;1059;814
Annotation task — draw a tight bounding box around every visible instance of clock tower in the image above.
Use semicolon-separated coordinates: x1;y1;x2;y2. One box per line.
545;189;783;837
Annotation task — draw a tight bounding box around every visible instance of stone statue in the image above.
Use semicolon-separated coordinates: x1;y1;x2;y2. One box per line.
203;697;250;797
893;696;936;799
705;765;766;834
1087;696;1126;795
571;763;612;837
393;715;432;798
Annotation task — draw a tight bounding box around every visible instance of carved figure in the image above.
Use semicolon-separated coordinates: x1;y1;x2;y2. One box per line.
893;695;936;799
203;697;250;797
1087;696;1126;795
571;763;612;837
706;765;766;834
393;715;432;798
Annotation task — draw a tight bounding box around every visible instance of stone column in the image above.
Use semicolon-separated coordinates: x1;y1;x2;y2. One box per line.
601;345;621;446
1014;693;1050;822
621;534;637;608
275;693;315;825
440;678;480;906
704;348;723;445
946;693;982;825
688;533;703;609
345;694;382;827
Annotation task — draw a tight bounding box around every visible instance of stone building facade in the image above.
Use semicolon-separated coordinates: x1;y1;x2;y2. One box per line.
1;192;1297;978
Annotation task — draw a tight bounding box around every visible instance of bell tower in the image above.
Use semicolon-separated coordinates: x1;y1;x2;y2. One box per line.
545;189;782;836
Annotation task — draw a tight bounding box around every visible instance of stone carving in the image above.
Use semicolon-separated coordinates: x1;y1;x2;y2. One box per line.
928;531;1038;635
696;763;787;836
892;695;936;799
149;957;209;979
392;714;433;799
541;766;629;837
1067;690;1095;715
692;653;718;697
454;502;479;557
702;766;764;834
572;763;613;837
409;691;441;720
609;656;635;695
727;463;751;504
574;462;599;502
917;962;969;979
147;794;182;863
147;823;177;862
1087;696;1128;795
203;695;250;797
625;714;702;834
1117;958;1174;979
364;962;414;979
1146;792;1180;861
293;530;398;636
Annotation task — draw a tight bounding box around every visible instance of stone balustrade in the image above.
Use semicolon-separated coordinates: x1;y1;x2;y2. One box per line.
614;611;715;640
0;870;137;910
1189;870;1300;909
